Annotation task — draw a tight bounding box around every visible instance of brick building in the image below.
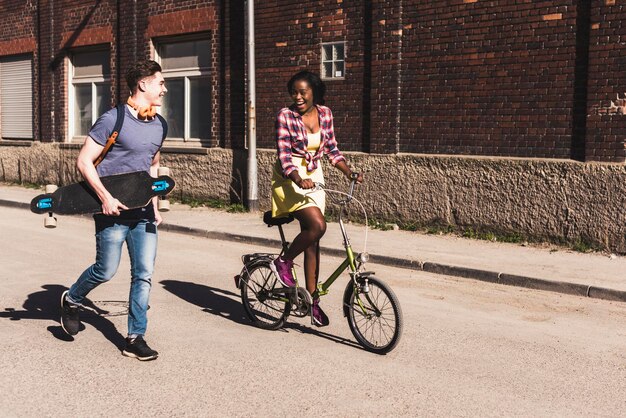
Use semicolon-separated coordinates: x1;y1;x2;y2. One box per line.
1;0;626;250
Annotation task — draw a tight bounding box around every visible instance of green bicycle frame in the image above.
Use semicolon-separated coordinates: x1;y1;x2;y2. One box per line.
311;203;358;298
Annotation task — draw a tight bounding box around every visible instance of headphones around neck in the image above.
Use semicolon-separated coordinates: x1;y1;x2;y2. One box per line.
127;97;157;120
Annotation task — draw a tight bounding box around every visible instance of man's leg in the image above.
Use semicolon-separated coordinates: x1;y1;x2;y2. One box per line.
61;219;127;336
122;219;158;361
67;220;127;304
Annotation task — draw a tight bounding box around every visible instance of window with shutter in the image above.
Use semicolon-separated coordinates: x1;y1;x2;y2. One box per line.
0;55;34;140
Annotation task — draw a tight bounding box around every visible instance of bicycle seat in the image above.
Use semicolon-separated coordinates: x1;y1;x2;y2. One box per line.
263;211;294;226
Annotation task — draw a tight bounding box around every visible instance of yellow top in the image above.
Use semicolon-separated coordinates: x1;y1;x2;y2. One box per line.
271;131;326;217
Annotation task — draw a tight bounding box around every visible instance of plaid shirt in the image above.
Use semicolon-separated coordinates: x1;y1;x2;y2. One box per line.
275;104;346;177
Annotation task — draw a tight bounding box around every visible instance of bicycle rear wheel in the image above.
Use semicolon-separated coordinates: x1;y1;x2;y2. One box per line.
241;260;290;330
345;276;403;354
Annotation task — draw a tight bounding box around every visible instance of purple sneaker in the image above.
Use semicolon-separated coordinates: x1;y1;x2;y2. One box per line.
312;299;329;327
270;257;296;287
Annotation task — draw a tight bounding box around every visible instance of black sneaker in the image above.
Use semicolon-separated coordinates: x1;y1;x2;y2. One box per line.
60;290;80;336
122;336;159;361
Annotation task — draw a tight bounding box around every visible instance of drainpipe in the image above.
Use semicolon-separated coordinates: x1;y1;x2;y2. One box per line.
37;0;42;142
50;0;55;140
246;0;259;211
133;0;137;61
395;0;403;154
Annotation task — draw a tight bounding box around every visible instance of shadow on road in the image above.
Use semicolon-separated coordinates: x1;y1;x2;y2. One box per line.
161;279;249;325
283;322;363;351
160;279;363;351
0;284;126;349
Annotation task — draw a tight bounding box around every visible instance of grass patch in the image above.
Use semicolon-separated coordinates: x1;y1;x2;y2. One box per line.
399;221;422;232
2;180;42;189
171;196;246;213
423;224;454;235
571;238;602;253
346;216;594;251
458;227;524;244
20;182;41;190
226;203;246;213
367;218;394;231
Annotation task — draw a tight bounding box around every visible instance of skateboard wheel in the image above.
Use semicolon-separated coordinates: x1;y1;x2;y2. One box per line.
44;215;57;228
157;167;170;177
158;198;170;212
45;184;58;194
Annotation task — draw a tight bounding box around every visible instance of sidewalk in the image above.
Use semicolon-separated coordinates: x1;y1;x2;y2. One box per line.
2;182;625;302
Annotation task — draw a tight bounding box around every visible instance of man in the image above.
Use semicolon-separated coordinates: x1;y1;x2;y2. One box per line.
60;60;168;361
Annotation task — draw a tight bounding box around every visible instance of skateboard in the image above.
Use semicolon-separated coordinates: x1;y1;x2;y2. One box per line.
30;168;175;228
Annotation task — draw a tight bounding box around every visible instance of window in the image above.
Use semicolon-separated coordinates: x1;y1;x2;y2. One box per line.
0;55;34;139
155;38;211;142
68;49;111;139
321;42;345;80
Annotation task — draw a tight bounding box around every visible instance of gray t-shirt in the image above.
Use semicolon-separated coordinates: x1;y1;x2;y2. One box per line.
89;106;165;177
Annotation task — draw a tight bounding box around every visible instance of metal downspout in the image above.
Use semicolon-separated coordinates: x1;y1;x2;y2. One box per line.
246;0;258;211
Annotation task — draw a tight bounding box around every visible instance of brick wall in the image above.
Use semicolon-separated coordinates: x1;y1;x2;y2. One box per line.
254;1;368;152
586;0;626;162
0;1;626;162
397;0;578;158
0;0;240;146
252;0;625;162
0;1;36;44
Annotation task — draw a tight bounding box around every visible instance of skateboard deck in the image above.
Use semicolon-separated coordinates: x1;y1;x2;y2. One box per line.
30;171;175;215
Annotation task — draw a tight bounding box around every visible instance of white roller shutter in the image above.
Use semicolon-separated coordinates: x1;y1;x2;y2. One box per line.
0;56;33;139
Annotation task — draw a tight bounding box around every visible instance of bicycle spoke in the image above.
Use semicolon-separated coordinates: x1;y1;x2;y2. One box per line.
349;280;401;350
241;261;290;330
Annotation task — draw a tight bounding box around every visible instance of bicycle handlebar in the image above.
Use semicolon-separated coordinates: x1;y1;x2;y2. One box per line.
348;172;360;200
310;172;369;254
313;172;360;203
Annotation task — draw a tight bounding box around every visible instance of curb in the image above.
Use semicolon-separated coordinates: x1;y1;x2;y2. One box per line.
160;223;626;304
3;198;626;304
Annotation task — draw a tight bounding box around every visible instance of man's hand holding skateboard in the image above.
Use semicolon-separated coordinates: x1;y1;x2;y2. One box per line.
77;136;131;217
101;195;129;216
30;136;174;228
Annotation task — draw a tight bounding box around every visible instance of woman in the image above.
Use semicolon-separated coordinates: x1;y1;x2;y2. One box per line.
270;70;363;327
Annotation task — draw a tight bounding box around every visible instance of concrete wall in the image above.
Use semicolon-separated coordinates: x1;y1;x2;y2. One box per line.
2;142;625;253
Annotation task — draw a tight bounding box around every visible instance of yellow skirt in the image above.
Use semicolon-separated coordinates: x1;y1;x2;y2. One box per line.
271;158;325;218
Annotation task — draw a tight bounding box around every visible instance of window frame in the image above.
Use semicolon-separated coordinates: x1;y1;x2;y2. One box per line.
153;36;212;143
0;54;34;140
320;41;346;80
67;48;111;142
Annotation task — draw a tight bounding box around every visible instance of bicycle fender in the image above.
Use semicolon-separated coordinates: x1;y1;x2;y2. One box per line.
342;279;356;318
241;255;275;279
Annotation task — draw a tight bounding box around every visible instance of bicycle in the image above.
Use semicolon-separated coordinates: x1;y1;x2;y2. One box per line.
234;174;403;354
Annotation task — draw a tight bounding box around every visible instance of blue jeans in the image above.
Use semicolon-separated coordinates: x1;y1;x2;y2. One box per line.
67;217;158;336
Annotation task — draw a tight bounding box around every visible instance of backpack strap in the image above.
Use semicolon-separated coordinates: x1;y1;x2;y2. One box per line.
94;103;125;167
156;113;168;141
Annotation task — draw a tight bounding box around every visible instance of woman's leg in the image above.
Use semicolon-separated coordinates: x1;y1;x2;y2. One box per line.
301;240;321;294
284;206;326;260
279;207;330;326
272;206;326;288
284;207;326;291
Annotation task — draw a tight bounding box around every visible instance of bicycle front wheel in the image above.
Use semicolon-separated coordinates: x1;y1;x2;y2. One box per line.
241;260;290;330
345;276;403;354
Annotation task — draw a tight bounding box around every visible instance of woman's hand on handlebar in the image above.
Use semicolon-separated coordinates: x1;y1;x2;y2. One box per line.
296;178;316;189
348;172;364;184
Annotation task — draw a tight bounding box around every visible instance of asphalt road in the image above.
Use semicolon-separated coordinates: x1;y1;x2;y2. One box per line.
1;207;625;417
